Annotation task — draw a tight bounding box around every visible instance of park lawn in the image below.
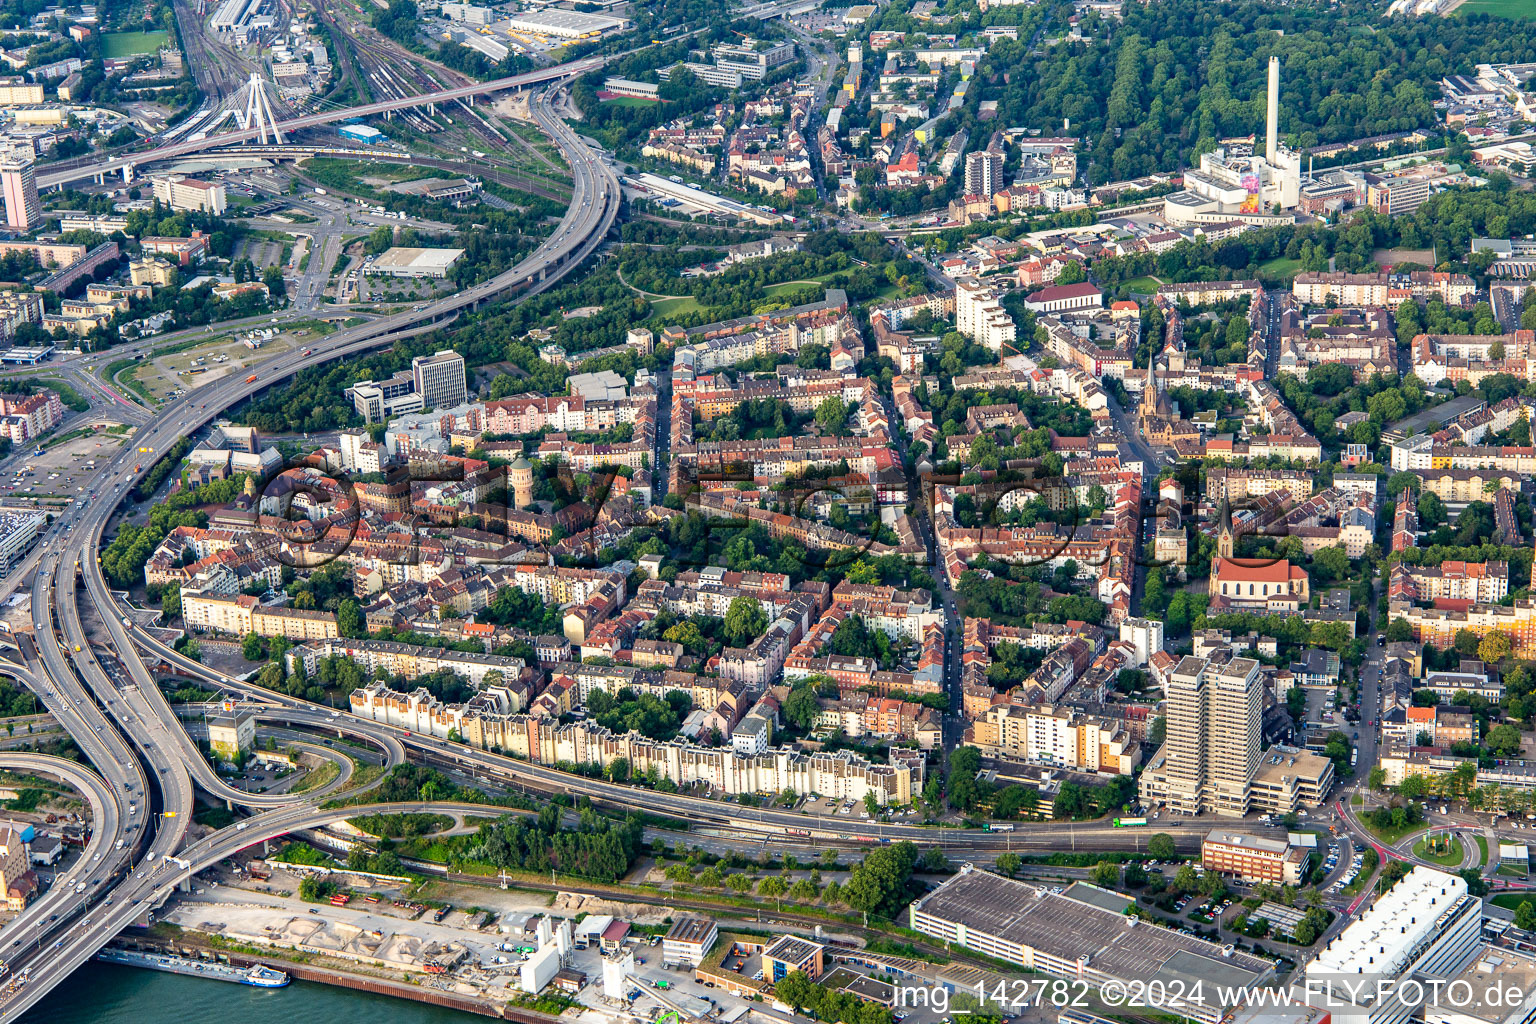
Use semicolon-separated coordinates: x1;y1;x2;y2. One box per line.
1363;818;1430;845
102;30;169;57
1412;836;1464;867
1493;892;1536;910
1258;256;1304;281
651;295;703;318
762;277;830;298
602;96;661;108
1122;276;1162;294
1478;834;1490;867
1458;0;1536;18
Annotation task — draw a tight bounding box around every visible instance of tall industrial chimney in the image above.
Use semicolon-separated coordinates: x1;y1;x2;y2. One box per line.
1265;56;1279;165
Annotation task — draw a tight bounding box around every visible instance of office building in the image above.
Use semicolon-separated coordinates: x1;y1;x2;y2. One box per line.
1140;655;1261;817
910;868;1274;1024
1202;830;1309;884
662;917;718;966
346;369;424;424
712;39;796;80
1300;867;1482;1024
762;935;825;981
0;155;40;231
151;175;227;215
412;349;467;410
964;150;1002;197
1424;948;1536;1024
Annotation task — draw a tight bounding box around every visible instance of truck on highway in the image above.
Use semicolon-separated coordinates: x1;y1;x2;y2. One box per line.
245;375;258;384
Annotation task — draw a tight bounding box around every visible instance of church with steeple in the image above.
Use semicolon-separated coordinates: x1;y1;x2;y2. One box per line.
1140;362;1173;421
1207;495;1309;612
1137;360;1198;449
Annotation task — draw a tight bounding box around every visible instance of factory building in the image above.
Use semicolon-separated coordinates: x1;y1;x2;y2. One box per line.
1164;57;1301;226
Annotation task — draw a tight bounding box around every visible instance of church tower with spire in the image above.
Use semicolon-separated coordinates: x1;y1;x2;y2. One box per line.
1215;495;1236;560
1140;361;1171;421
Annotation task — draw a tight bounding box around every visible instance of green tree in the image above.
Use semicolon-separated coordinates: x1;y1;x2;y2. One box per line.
1480;631;1514;664
995;852;1022;877
1148;833;1176;860
337;598;364;638
947;746;985;811
783;684;821;732
843;842;919;918
1090;861;1120;887
1517;901;1536;932
240;631;264;661
814;396;852;435
723;595;769;647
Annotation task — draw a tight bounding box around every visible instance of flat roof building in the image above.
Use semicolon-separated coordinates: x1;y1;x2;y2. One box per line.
1202;829;1308;885
910;867;1274;1024
503;9;629;37
567;369;628;401
366;246;465;279
663;916;719;966
1300;867;1482;1024
762;934;825;982
1424;947;1536;1024
412;349;467;411
151;175;227;216
206;709;255;760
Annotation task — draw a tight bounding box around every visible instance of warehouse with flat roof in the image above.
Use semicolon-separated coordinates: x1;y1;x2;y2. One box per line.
365;247;465;279
503;9;630;38
909;867;1274;1024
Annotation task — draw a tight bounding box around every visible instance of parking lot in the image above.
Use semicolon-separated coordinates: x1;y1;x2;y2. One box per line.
0;426;134;501
126;322;329;402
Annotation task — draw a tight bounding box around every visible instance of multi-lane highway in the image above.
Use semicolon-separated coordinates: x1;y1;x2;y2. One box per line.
0;78;617;1018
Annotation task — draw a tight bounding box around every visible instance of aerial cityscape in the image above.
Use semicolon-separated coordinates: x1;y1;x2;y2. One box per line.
2;0;1536;1022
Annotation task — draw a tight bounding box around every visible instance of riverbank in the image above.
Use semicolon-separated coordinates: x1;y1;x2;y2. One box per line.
114;935;522;1020
20;960;504;1024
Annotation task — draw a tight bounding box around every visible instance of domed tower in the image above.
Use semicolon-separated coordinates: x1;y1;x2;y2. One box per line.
510;456;534;509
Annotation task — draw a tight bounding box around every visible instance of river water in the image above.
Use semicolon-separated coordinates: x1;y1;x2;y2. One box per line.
21;961;487;1024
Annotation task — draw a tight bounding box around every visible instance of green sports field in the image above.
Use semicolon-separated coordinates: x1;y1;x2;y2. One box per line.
102;30;170;57
1457;0;1536;19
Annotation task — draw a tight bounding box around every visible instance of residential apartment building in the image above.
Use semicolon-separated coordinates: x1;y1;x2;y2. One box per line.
1299;868;1482;1024
967;703;1139;774
1139;654;1261;817
180;589;339;640
954;276;1016;352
